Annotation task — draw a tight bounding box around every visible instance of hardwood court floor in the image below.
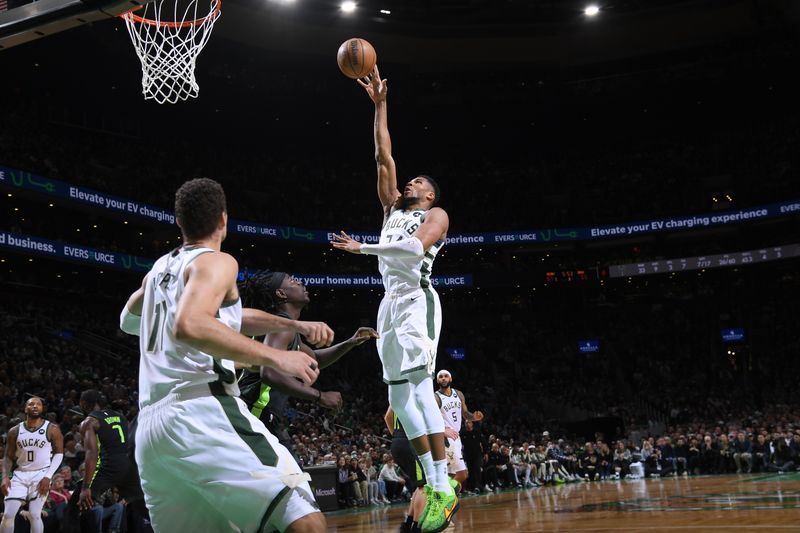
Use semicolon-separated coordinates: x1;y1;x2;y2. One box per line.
324;473;800;532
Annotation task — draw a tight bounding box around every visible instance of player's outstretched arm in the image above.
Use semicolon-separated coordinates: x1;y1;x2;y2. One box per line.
240;309;334;348
261;331;344;410
331;208;449;257
0;426;18;497
258;366;343;411
358;65;400;210
174;253;319;385
306;327;378;369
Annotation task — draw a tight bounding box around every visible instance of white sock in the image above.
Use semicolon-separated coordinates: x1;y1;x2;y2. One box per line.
418;451;436;488
433;459;451;493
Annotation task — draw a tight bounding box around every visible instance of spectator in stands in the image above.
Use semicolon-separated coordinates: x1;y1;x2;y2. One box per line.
687;437;702;475
613;441;632;479
791;434;800;455
521;444;539;487
483;442;503;491
673;437;689;476
378;454;405;501
336;456;356;507
701;435;720;474
766;439;797;473
718;434;735;473
751;434;770;472
660;437;678;473
509;447;529;488
349;457;368;506
597;442;612;479
580;443;599;481
732;432;753;473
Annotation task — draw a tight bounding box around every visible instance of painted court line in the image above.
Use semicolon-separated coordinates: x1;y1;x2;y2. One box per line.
530;527;800;531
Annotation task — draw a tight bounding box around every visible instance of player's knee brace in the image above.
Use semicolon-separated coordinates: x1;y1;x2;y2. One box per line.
389;382;428;440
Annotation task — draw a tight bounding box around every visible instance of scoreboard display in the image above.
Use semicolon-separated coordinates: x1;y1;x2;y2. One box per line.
609;245;799;278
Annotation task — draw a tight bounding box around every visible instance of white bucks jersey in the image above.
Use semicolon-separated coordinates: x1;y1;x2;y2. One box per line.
138;246;242;408
15;421;52;471
436;389;462;432
379;208;445;292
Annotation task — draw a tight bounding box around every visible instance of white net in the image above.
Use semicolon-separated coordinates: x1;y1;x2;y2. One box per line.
122;0;221;104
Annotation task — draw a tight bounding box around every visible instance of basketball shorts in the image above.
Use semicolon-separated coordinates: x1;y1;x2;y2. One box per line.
85;454;144;500
390;435;426;488
377;287;442;384
445;436;467;474
135;386;319;533
4;468;47;503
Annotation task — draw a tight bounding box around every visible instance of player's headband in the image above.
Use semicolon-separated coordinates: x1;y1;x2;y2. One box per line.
437;370;451;379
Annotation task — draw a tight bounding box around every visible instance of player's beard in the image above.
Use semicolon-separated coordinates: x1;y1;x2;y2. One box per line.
399;195;420;210
27;411;42;421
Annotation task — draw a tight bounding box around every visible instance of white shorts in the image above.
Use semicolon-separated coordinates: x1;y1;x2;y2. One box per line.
4;469;47;503
135;387;319;533
445;436;467;474
377;287;442;384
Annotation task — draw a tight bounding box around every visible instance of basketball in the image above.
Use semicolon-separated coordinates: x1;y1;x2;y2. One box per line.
337;38;377;79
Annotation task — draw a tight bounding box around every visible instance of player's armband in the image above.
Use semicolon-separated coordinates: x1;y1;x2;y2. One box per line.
120;307;142;336
361;237;424;259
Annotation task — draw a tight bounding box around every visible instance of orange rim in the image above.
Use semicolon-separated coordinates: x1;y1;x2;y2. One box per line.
122;0;220;28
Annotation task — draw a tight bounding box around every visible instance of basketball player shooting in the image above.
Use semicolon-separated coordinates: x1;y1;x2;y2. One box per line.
331;65;457;533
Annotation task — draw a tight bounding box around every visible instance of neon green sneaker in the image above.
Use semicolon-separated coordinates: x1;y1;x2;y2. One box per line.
420;488;459;533
448;477;461;494
418;484;434;528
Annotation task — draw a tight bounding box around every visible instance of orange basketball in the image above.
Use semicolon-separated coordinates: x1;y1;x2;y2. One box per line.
337;38;377;79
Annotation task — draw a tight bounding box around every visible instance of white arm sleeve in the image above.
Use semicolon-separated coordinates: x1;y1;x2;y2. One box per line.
120;307;141;336
44;453;63;479
360;237;424;259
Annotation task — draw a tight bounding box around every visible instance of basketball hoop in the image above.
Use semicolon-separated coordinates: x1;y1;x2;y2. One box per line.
121;0;221;104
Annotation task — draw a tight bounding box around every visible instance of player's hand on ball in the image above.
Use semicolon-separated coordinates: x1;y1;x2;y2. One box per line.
473;411;484;422
350;327;379;345
331;231;363;254
298;320;334;347
280;350;320;385
37;477;51;497
318;391;343;411
357;65;387;103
